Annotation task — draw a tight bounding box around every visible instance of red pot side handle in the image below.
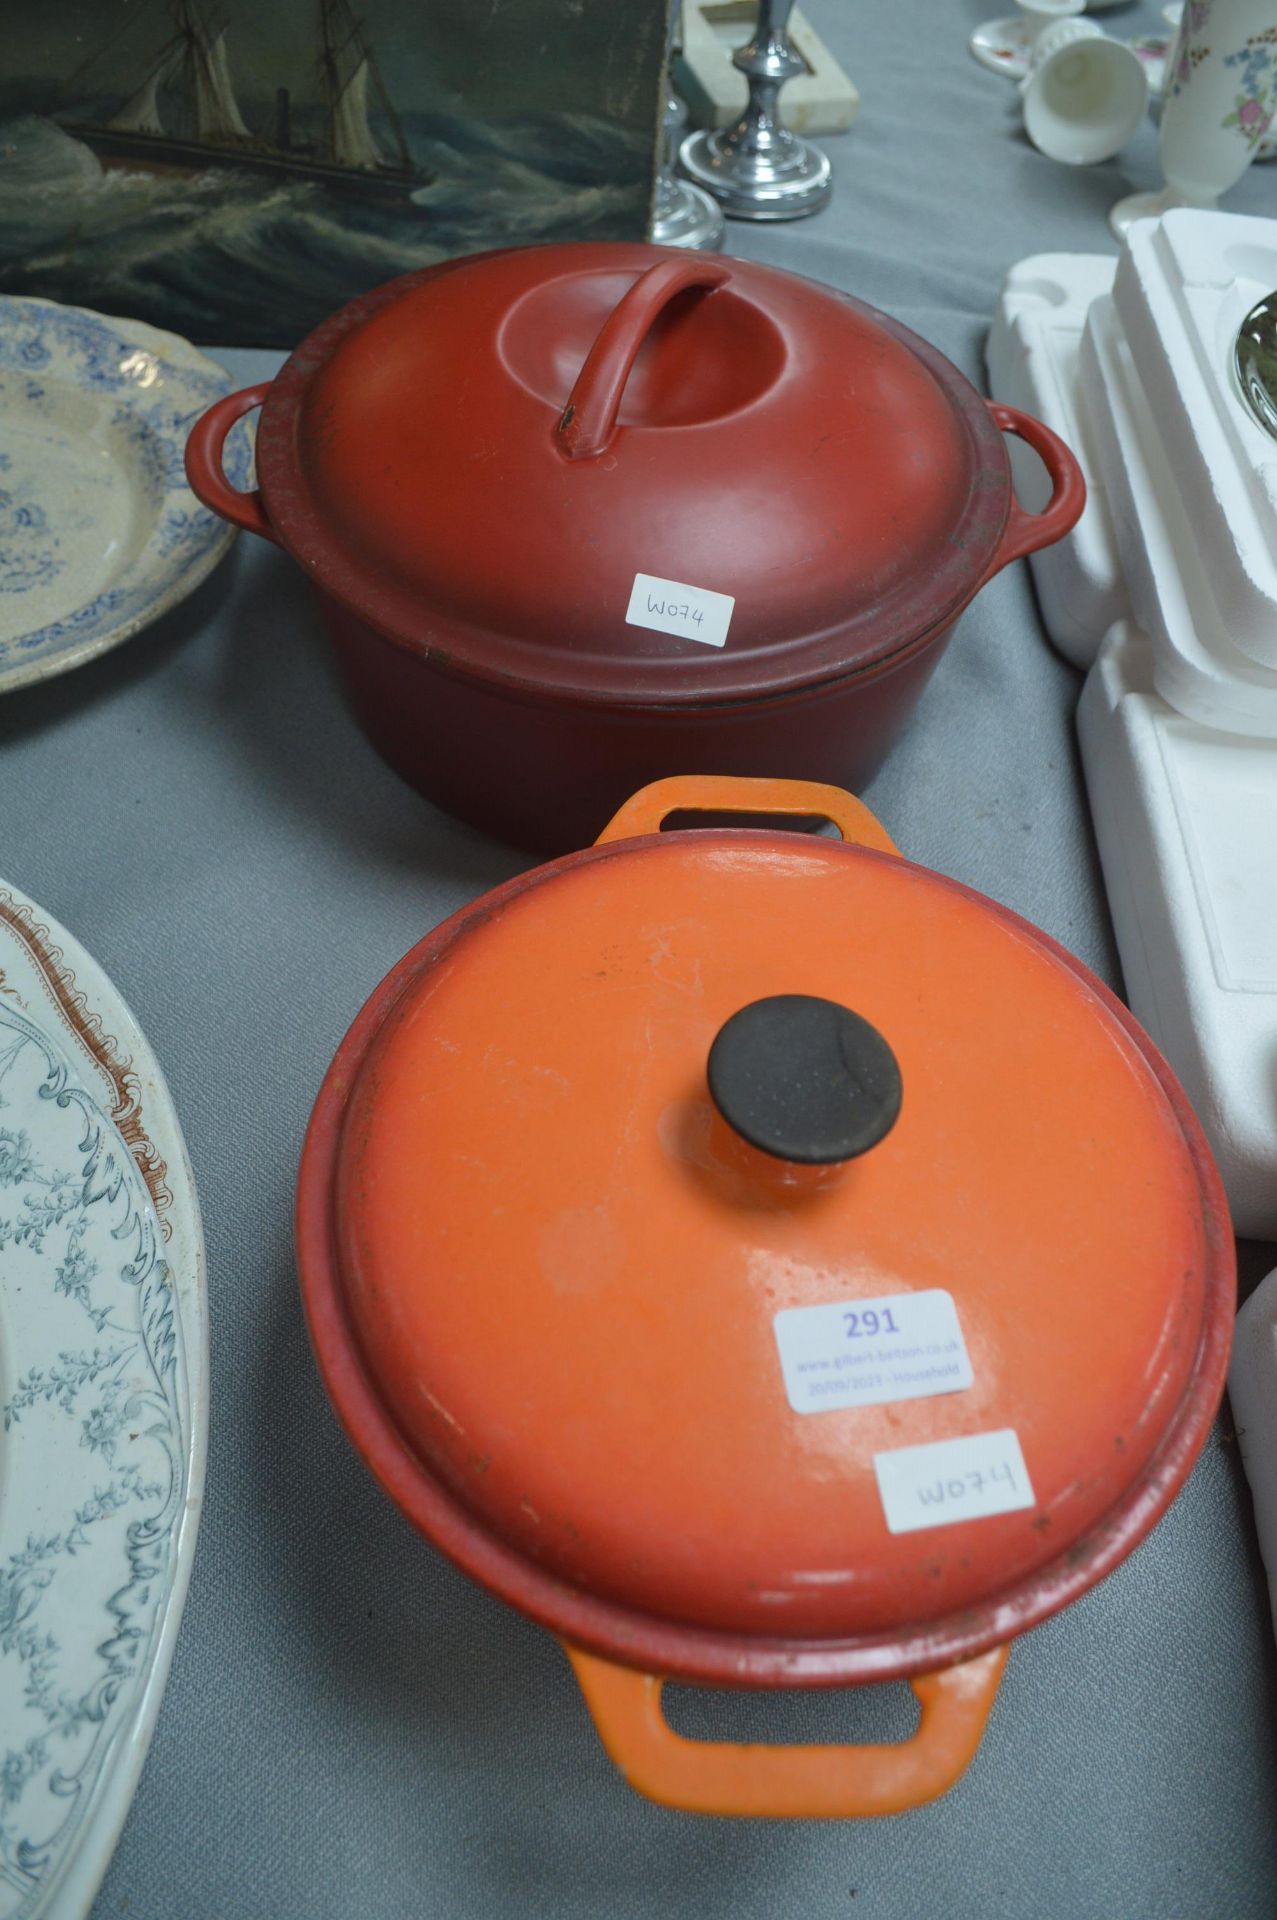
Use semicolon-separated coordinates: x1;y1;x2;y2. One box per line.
981;401;1086;584
565;1643;1009;1818
185;382;278;544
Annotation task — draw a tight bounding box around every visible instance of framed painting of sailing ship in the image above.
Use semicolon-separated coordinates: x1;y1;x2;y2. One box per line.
0;0;666;347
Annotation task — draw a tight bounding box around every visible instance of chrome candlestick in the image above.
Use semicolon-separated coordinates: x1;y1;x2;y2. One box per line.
678;0;832;220
650;2;725;249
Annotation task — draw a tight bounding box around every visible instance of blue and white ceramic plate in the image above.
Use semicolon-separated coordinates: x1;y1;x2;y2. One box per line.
0;296;251;693
0;881;208;1919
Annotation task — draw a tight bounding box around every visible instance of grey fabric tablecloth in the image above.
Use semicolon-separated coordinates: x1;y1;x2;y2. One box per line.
4;2;1277;1913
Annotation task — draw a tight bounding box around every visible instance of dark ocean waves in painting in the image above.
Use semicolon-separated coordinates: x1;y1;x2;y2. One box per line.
0;112;653;346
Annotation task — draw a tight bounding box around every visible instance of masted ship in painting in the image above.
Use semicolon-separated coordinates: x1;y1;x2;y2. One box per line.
61;0;430;198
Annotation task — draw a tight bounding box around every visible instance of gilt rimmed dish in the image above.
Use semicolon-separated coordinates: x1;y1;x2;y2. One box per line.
0;879;207;1918
0;296;251;693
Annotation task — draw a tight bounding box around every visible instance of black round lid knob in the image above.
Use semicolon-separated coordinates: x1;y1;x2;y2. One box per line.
707;995;902;1167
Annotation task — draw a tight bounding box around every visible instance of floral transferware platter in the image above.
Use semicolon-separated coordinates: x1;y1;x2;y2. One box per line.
0;879;207;1918
0;296;253;694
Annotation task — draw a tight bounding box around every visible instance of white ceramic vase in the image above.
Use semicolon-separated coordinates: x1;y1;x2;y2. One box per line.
1112;0;1277;231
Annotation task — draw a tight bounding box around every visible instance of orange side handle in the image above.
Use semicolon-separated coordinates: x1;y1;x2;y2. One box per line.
565;1643;1008;1819
595;775;900;855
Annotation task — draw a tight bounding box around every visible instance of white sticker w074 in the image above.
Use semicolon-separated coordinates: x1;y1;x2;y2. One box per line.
873;1429;1035;1535
625;572;734;648
773;1289;973;1416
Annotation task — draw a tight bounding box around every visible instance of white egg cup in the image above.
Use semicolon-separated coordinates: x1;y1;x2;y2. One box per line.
1021;18;1150;164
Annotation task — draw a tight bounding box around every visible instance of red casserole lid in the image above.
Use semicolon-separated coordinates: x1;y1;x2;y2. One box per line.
256;244;1044;706
297;777;1233;1817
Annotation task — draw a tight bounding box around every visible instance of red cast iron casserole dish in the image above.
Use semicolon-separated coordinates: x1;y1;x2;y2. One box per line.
187;243;1084;851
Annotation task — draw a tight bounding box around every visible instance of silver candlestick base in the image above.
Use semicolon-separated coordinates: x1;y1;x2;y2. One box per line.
651;172;727;249
678;0;831;221
650;1;726;249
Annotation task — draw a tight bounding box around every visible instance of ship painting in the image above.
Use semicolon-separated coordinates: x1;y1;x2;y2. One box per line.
60;0;430;198
0;0;662;348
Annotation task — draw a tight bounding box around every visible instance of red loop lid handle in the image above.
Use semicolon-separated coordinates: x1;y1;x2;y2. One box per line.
557;257;731;461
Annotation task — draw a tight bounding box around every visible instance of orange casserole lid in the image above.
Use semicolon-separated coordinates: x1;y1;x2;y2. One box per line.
319;780;1232;1661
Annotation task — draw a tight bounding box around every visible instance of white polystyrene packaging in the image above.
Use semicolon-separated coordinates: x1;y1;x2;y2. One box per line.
990;222;1277;1229
984;253;1127;666
1081;288;1277;736
1078;621;1277;1240
1113;210;1277;673
1228;1267;1277;1648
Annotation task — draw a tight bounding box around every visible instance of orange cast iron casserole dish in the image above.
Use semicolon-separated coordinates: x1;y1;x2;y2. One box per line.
295;775;1234;1817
